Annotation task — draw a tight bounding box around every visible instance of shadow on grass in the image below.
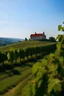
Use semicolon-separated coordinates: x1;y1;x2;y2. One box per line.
12;69;21;75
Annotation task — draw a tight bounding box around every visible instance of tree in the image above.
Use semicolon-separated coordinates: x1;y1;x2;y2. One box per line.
25;38;28;41
2;42;6;46
18;41;21;42
49;37;56;42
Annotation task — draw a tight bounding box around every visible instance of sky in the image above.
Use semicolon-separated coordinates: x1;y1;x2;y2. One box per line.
0;0;64;39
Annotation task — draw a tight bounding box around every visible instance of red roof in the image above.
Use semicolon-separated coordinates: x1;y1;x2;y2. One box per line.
30;33;46;37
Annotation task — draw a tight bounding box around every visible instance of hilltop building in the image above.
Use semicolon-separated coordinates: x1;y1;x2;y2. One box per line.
30;32;46;40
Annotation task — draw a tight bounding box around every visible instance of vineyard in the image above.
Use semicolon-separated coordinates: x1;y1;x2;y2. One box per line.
0;40;55;52
0;22;64;96
0;40;56;96
0;43;56;68
15;22;64;96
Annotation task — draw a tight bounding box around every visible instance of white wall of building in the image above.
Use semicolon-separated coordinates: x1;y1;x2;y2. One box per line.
31;36;46;40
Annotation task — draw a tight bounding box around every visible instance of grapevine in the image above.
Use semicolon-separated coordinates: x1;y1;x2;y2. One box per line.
21;22;64;96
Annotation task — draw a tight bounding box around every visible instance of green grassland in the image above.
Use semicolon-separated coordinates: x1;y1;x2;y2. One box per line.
0;41;55;52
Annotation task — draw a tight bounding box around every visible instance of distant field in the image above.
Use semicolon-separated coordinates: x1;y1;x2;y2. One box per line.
0;41;56;52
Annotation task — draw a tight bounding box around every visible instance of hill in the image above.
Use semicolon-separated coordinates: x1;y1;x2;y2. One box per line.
0;41;56;52
0;37;23;46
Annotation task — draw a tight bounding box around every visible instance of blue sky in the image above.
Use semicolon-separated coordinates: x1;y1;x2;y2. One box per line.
0;0;64;39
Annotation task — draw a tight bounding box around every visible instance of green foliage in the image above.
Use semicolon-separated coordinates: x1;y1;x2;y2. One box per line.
0;52;7;66
0;41;54;52
13;49;18;63
20;22;64;96
62;27;64;32
7;51;14;63
49;37;56;42
58;25;62;31
1;22;63;96
21;82;36;96
25;38;28;41
48;78;61;95
63;22;64;24
0;42;56;66
0;68;32;94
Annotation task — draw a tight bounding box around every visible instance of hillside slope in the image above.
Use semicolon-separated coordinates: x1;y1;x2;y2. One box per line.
0;41;55;52
0;37;23;46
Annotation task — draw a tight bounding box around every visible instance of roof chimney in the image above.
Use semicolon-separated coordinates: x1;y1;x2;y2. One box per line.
35;32;36;34
43;32;45;35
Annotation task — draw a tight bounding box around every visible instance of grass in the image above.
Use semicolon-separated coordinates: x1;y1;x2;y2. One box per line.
0;41;55;52
0;49;55;96
14;74;33;96
3;74;33;96
0;66;30;81
0;55;46;96
13;54;52;96
0;68;32;94
0;74;8;80
0;56;44;94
